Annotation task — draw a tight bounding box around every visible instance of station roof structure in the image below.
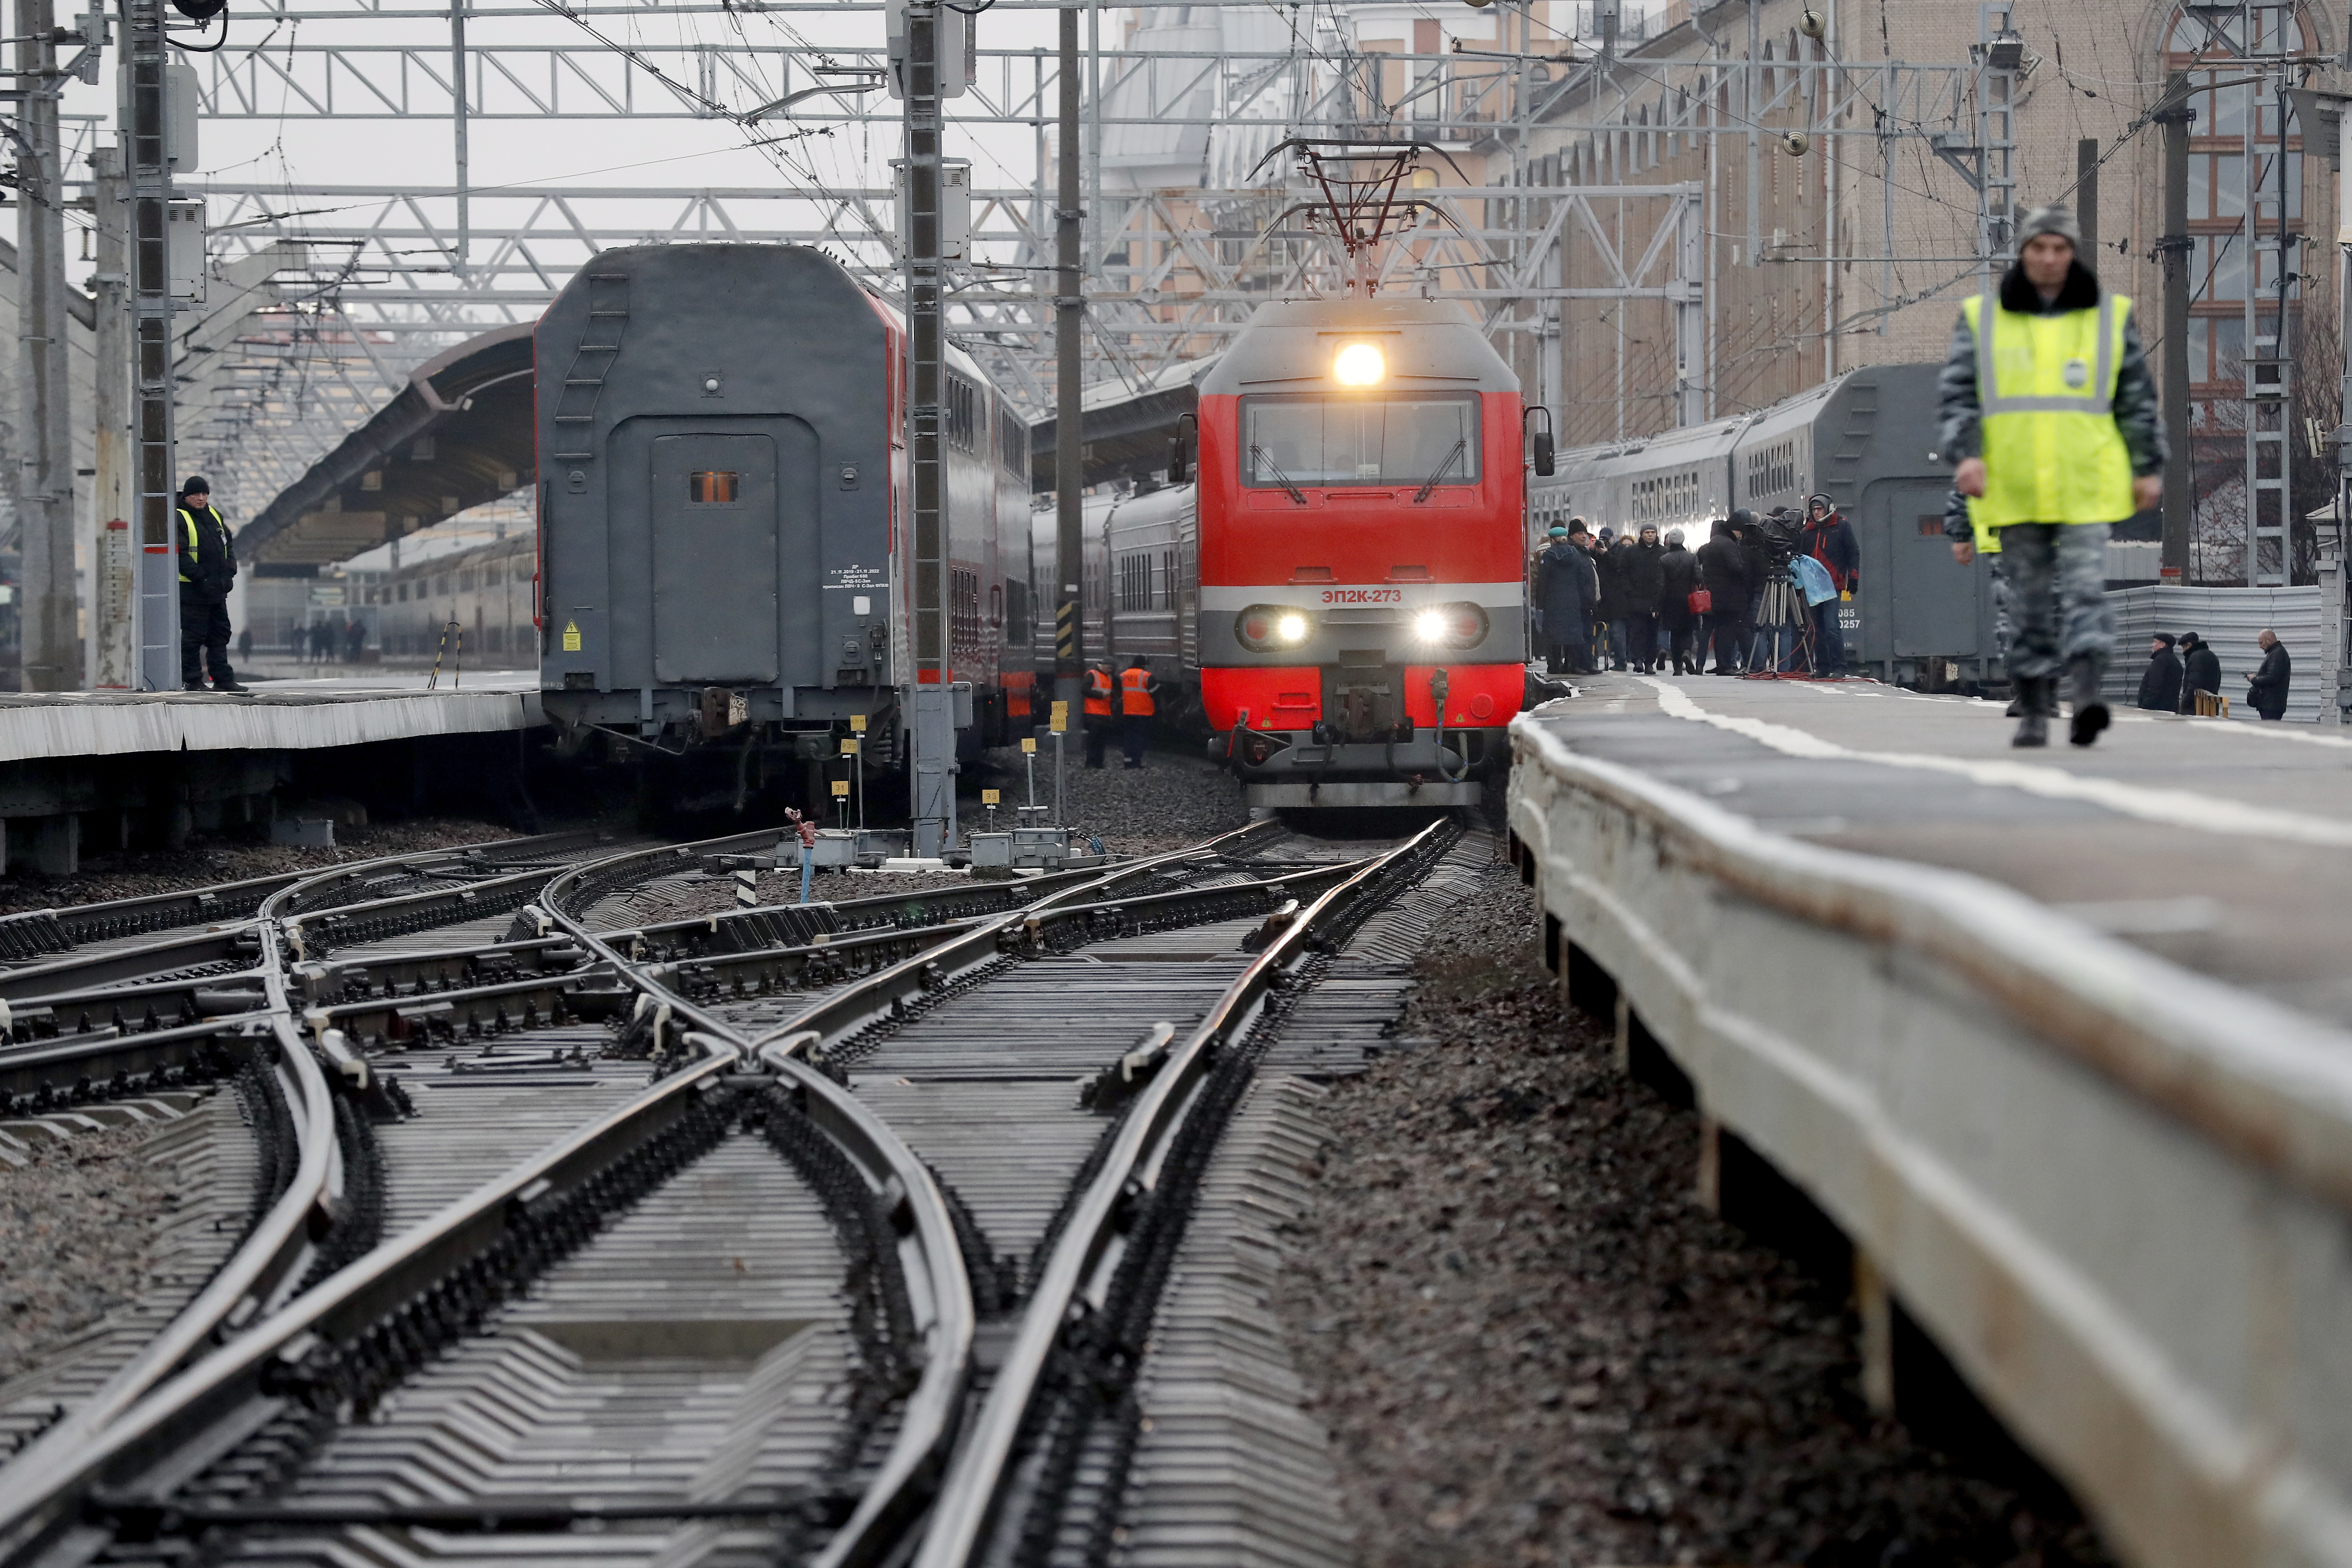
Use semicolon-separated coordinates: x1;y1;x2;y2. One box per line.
238;323;535;572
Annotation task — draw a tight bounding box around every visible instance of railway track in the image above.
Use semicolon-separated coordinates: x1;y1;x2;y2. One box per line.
0;813;1474;1567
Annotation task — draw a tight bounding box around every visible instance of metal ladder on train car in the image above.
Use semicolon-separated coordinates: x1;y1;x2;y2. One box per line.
549;273;630;462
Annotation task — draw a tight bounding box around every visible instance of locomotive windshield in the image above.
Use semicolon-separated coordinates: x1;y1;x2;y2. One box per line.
1241;393;1481;489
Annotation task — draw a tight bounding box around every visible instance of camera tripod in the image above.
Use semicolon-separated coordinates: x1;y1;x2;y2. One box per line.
1745;564;1823;678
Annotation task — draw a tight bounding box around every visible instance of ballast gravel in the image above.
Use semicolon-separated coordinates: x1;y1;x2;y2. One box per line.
0;815;569;919
0;1121;181;1387
969;737;1250;857
1274;870;2113;1568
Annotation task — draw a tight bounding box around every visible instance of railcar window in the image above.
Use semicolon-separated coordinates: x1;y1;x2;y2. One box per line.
689;469;740;505
1240;395;1480;488
1007;577;1029;644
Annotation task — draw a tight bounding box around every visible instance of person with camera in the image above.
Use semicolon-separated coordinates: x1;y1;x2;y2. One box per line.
1798;494;1859;674
1696;516;1753;675
1941;205;2165;747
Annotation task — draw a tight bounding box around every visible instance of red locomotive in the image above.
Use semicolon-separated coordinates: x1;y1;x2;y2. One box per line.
1190;296;1534;807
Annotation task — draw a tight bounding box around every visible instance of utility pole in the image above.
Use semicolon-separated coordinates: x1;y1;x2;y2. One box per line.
2157;79;2193;581
902;0;955;857
15;0;76;689
91;141;132;687
1052;6;1082;725
126;0;178;690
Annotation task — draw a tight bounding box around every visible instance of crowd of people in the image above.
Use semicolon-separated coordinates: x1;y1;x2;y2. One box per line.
1532;495;1859;679
2135;629;2293;720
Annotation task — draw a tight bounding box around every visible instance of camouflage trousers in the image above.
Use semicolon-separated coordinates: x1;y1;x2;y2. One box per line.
1998;521;2112;683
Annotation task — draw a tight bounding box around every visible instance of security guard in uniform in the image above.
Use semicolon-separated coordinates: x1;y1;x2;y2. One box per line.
1082;662;1114;768
1939;205;2165;747
177;476;248;693
1118;656;1157;769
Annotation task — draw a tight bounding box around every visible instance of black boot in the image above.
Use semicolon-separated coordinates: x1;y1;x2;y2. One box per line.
2012;677;2052;747
2066;657;2109;747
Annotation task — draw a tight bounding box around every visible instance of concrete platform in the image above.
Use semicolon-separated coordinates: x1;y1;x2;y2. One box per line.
1508;674;2352;1568
0;674;540;763
1535;673;2352;1026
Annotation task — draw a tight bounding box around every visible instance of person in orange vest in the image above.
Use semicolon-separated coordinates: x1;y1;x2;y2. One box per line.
1083;662;1115;768
1118;656;1158;769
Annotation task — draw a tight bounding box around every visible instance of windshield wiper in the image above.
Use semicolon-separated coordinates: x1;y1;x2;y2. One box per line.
1412;438;1467;504
1251;445;1308;505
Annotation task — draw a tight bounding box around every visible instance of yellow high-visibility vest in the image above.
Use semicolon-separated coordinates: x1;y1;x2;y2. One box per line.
177;506;219;583
1961;290;2136;529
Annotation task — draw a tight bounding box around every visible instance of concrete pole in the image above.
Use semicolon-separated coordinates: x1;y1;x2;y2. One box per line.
126;0;178;691
91;142;133;688
903;0;956;857
2157;82;2193;581
451;0;468;282
16;0;77;690
1052;7;1083;719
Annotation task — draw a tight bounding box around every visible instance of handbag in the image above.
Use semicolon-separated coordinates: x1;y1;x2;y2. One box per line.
1687;586;1713;616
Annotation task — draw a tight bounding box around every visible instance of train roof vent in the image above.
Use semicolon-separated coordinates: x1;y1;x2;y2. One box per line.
548;273;631;462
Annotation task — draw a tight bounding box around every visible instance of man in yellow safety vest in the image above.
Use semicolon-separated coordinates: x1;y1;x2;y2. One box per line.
1939;205;2165;747
176;476;249;693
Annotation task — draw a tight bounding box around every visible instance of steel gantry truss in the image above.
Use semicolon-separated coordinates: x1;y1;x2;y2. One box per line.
28;0;2048;576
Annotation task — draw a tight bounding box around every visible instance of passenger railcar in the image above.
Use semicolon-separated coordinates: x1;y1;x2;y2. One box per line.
1534;362;1997;684
536;244;1029;793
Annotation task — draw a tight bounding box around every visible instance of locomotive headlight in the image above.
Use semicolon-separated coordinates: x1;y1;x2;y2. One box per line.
1237;605;1315;652
1332;341;1387;387
1411;602;1490;649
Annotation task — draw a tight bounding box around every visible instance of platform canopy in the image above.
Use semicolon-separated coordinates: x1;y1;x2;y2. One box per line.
1029;354;1215;494
239;323;535;571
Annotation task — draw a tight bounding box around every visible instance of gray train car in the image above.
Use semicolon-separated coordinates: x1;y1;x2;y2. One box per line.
536;243;1027;769
1019;481;1201;720
1534;362;1996;685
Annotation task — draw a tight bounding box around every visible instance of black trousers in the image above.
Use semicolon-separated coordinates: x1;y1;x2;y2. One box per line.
1084;715;1109;767
180;589;235;687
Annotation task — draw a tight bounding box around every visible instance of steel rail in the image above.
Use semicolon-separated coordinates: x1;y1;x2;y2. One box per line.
0;912;337;1546
911;819;1448;1568
728;819;1285;1568
0;822;1289;1568
0;1045;744;1565
0;827;681;1562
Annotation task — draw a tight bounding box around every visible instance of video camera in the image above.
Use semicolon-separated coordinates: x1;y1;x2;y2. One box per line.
1737;506;1805;572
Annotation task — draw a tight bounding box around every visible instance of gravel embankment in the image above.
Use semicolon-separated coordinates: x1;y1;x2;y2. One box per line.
0;1121;184;1385
968;738;1249;857
1274;871;2112;1568
0;815;579;919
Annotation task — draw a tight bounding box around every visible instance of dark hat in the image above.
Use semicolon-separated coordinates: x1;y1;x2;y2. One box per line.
1729;508;1757;529
2153;633;2176;648
179;475;211;497
2179;632;2200;646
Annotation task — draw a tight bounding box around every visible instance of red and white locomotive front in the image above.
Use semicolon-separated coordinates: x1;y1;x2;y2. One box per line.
1195;297;1527;808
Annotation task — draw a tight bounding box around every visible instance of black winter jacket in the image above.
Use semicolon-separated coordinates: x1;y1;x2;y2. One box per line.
1618;539;1665;613
2248;643;2292;719
2180;642;2222;708
2135;649;2182;712
1592;542;1627;620
1658;545;1700;627
1695;528;1750;605
178;504;236;601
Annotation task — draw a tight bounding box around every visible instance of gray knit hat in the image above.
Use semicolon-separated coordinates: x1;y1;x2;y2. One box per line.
2016;205;2082;251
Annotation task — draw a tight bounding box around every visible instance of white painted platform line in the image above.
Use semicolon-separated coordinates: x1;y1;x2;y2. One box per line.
1635;677;2352;849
